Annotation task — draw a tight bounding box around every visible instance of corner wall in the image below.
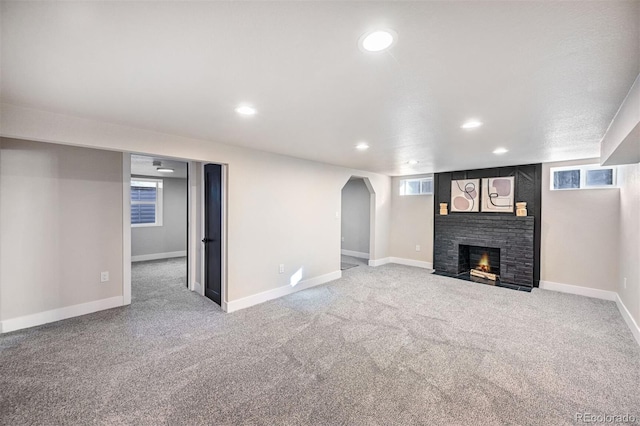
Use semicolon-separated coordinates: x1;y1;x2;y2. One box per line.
617;163;640;326
540;159;620;291
389;175;434;264
0;138;124;326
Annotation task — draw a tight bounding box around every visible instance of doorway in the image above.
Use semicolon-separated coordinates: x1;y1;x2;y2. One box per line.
340;176;375;270
129;155;189;302
203;163;223;305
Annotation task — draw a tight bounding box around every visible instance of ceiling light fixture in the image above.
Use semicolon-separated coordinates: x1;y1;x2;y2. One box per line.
359;29;397;52
493;148;509;155
235;105;257;116
157;167;174;173
461;120;483;129
407;160;419;165
356;142;370;151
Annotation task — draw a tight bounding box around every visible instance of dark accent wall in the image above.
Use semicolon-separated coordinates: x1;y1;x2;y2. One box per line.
433;164;542;286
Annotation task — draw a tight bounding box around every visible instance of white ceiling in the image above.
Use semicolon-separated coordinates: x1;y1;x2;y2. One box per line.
2;1;639;175
131;154;188;179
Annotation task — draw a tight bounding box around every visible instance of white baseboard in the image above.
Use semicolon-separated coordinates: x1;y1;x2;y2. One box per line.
131;250;187;262
538;280;617;301
225;270;342;313
341;249;370;259
0;296;124;334
192;281;203;295
368;257;391;267
389;257;433;269
616;294;640;347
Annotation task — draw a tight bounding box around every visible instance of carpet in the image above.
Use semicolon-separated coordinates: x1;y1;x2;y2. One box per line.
1;257;639;425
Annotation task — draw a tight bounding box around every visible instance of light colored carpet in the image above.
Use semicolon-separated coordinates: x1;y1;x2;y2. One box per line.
1;257;639;425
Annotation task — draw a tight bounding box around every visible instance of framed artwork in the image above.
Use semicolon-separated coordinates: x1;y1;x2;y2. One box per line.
481;177;515;213
450;179;480;212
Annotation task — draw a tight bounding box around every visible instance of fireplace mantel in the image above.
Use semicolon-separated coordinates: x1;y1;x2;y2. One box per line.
434;214;535;287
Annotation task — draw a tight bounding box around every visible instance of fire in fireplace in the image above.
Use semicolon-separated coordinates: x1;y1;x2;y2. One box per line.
458;245;500;281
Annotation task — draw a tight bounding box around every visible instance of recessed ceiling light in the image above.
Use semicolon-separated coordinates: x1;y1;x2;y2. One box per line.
407;160;419;165
359;29;397;52
157;167;174;173
235;105;257;116
461;120;483;129
356;142;370;151
493;148;509;155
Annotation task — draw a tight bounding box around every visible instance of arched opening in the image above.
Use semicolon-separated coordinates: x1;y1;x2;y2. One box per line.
340;176;375;270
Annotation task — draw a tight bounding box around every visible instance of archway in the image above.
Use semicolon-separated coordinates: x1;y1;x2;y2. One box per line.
340;176;375;269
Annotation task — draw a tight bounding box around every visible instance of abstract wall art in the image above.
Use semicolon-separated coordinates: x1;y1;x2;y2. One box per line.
450;179;480;212
481;176;515;213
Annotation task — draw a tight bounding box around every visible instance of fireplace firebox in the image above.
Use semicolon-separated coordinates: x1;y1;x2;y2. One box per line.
459;245;500;280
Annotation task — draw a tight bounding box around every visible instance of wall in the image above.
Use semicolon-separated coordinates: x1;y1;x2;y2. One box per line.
540;159;620;291
0;138;123;322
0;104;391;305
341;178;370;255
131;175;187;258
389;175;434;264
617;163;640;326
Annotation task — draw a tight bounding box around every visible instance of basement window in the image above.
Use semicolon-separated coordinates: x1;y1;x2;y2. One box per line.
550;165;616;191
131;178;163;226
400;177;433;196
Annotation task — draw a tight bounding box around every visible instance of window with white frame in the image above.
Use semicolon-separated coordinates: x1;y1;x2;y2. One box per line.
131;178;163;226
400;177;433;196
550;164;616;191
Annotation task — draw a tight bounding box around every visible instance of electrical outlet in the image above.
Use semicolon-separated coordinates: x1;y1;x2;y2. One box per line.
415;245;421;252
279;264;285;274
624;277;627;289
100;271;109;283
341;237;345;242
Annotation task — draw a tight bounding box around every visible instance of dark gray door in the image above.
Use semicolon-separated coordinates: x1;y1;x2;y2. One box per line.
203;164;222;305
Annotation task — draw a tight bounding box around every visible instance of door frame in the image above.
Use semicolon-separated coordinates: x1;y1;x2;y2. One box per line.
121;152;227;309
199;162;228;310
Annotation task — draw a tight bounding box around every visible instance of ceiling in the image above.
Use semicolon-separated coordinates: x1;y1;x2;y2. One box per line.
1;1;639;176
131;154;188;179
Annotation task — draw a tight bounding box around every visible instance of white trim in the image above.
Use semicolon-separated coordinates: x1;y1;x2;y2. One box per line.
341;249;370;259
225;270;342;313
131;250;187;262
193;281;203;295
200;162;206;298
389;257;433;269
221;164;228;309
368;257;391;267
538;280;617;301
122;153;132;305
1;296;124;334
616;294;640;347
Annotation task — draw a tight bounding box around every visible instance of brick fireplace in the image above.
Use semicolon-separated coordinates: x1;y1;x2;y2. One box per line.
434;214;535;288
433;164;541;289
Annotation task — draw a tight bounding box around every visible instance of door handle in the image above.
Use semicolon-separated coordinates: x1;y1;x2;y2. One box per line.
202;238;215;243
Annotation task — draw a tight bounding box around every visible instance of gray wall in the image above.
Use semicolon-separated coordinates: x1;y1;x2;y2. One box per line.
0;138;123;321
541;159;620;291
131;175;187;257
389;175;434;263
341;178;370;254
